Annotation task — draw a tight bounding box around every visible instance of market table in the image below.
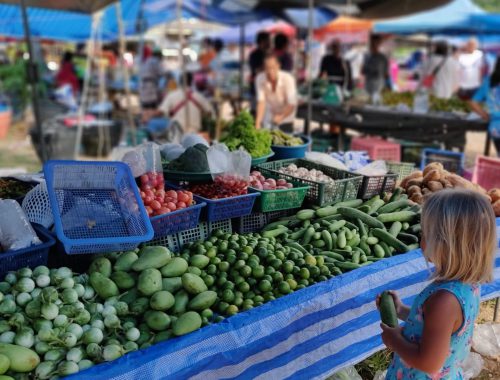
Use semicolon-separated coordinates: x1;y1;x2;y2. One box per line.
298;101;489;153
69;220;500;380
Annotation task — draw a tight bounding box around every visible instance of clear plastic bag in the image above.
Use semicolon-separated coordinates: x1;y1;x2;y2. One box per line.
0;199;41;251
329;366;363;380
355;160;388;176
121;142;162;178
207;143;251;195
461;352;483;379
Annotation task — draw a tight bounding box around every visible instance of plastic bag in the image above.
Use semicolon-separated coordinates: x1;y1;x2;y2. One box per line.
355;160;388;176
207;143;251;192
159;143;185;162
461;352;483;379
0;199;41;251
329;366;363;380
373;370;387;380
207;143;251;181
121;142;162;178
331;151;370;171
472;322;500;357
305;152;348;171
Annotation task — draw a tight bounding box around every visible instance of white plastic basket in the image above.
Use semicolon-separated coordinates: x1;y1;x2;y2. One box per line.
22;181;54;229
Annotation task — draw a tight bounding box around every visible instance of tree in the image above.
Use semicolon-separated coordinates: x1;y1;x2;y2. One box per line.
474;0;500;12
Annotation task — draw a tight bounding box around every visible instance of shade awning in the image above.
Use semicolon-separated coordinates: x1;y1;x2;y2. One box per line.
0;0;116;13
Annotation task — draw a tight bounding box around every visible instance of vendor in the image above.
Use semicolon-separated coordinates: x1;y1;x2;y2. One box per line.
468;57;500;156
156;72;214;134
254;54;297;133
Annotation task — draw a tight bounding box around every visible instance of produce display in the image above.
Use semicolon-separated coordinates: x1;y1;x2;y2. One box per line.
221;111;272;158
399;163;500;216
165;144;210;173
271;130;304;147
139;172;194;217
382;91;470;114
188;175;248;199
278;164;335;184
0;246;219;378
249;171;293;190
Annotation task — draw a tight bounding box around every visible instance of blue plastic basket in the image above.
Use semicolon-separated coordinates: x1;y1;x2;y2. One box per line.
44;160;154;254
150;202;206;239
0;224;55;279
271;135;311;160
420;149;465;174
194;192;260;222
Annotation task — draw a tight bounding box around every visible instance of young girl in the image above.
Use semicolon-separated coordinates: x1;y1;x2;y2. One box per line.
378;189;497;379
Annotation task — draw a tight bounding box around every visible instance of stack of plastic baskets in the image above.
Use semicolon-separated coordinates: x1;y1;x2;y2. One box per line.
420;149;464;174
44;160;154;254
472;156;500;190
351;137;401;161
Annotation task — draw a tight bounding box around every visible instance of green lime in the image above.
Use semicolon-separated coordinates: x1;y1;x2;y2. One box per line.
218;241;228;252
242;246;253;255
216;276;227;287
206;264;217;275
240;265;252;277
218;261;230;272
239;252;249;261
263;275;273;283
226;305;239;316
201;309;213;319
204;275;215;287
252;266;265;278
196;245;207;255
253;295;264;303
284;273;294;281
234;260;246;270
233;296;243;307
266;254;276;263
256;247;268;258
296;284;306;290
234;291;243;298
289;251;298;261
218;302;229;313
265;266;275;275
206;247;217;258
296;258;306;266
278;281;291;294
211;257;221;265
275;250;285;261
292;266;300;275
238;281;250;293
246;291;256;299
283;260;294;274
204;241;213;248
316;256;325;266
224;281;235;290
270;259;282;269
229;241;240;251
320;265;330;275
272;272;284;283
318;275;328;282
298;278;309;287
234;276;245;285
247;277;257;287
227;255;237;265
286;278;298;290
304;255;317;266
309;265;320;278
222;289;235;303
258;279;272;293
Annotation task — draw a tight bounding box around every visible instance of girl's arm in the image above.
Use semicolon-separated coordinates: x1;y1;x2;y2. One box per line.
381;290;462;375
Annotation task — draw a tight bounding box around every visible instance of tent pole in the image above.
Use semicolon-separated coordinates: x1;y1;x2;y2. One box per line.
116;1;137;146
20;0;47;162
177;0;189;134
305;0;314;135
239;23;245;106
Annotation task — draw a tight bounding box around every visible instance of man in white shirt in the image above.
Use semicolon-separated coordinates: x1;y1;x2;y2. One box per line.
255;54;298;132
458;38;485;99
422;41;460;99
157;73;214;134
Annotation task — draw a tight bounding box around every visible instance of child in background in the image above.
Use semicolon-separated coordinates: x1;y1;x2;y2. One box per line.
377;189;497;379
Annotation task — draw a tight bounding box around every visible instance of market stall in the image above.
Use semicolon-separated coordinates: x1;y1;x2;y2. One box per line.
297;101;489;152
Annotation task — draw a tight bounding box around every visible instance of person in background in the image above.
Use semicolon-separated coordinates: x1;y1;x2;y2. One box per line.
458;38;486;100
344;43;366;86
139;47;165;111
255;54;297;132
156;72;214;134
209;38;225;87
319;40;352;90
362;34;389;100
199;38;216;70
378;189;496;380
56;51;80;95
422;41;460;99
468;57;500;156
249;32;271;98
274;33;293;72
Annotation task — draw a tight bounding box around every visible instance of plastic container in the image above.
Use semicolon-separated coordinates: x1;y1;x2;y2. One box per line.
144;219;232;252
249;174;309;213
251;152;275;166
150;202;206;239
44;160;154;254
0;224;55;279
385;161;417;182
257;158;363;206
271;135;311;160
357;172;398;199
351;137;401;161
194;192;260;222
420;149;464;174
235;209;298;234
472;156;500;190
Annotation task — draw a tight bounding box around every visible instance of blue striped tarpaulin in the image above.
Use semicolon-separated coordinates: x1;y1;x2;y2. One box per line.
69;220;500;380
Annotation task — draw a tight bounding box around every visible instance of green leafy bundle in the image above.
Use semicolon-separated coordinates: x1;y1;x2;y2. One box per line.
221;111;272;158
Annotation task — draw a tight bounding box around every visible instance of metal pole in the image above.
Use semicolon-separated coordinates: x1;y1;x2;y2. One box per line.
239;23;245;105
177;0;190;132
305;0;314;135
20;0;47;162
116;2;137;146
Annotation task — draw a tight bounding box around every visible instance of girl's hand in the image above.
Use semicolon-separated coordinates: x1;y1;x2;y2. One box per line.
376;290;408;320
380;323;404;351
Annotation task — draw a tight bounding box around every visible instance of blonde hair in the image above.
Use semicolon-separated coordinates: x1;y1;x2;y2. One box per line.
422;189;497;284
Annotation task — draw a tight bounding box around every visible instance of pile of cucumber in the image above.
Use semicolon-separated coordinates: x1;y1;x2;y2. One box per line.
262;189;421;273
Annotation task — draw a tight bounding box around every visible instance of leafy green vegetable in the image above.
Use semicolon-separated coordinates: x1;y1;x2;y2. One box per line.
166;144;210;172
221;111;272;158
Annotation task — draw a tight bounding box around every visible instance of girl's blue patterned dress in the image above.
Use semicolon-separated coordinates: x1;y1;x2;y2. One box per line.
386;281;480;380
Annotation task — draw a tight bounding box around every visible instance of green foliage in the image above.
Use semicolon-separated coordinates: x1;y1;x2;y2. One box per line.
474;0;500;12
0;62;29;110
221;111;272;158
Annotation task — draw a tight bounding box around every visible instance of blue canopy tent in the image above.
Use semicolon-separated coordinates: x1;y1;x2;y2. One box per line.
373;0;485;35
